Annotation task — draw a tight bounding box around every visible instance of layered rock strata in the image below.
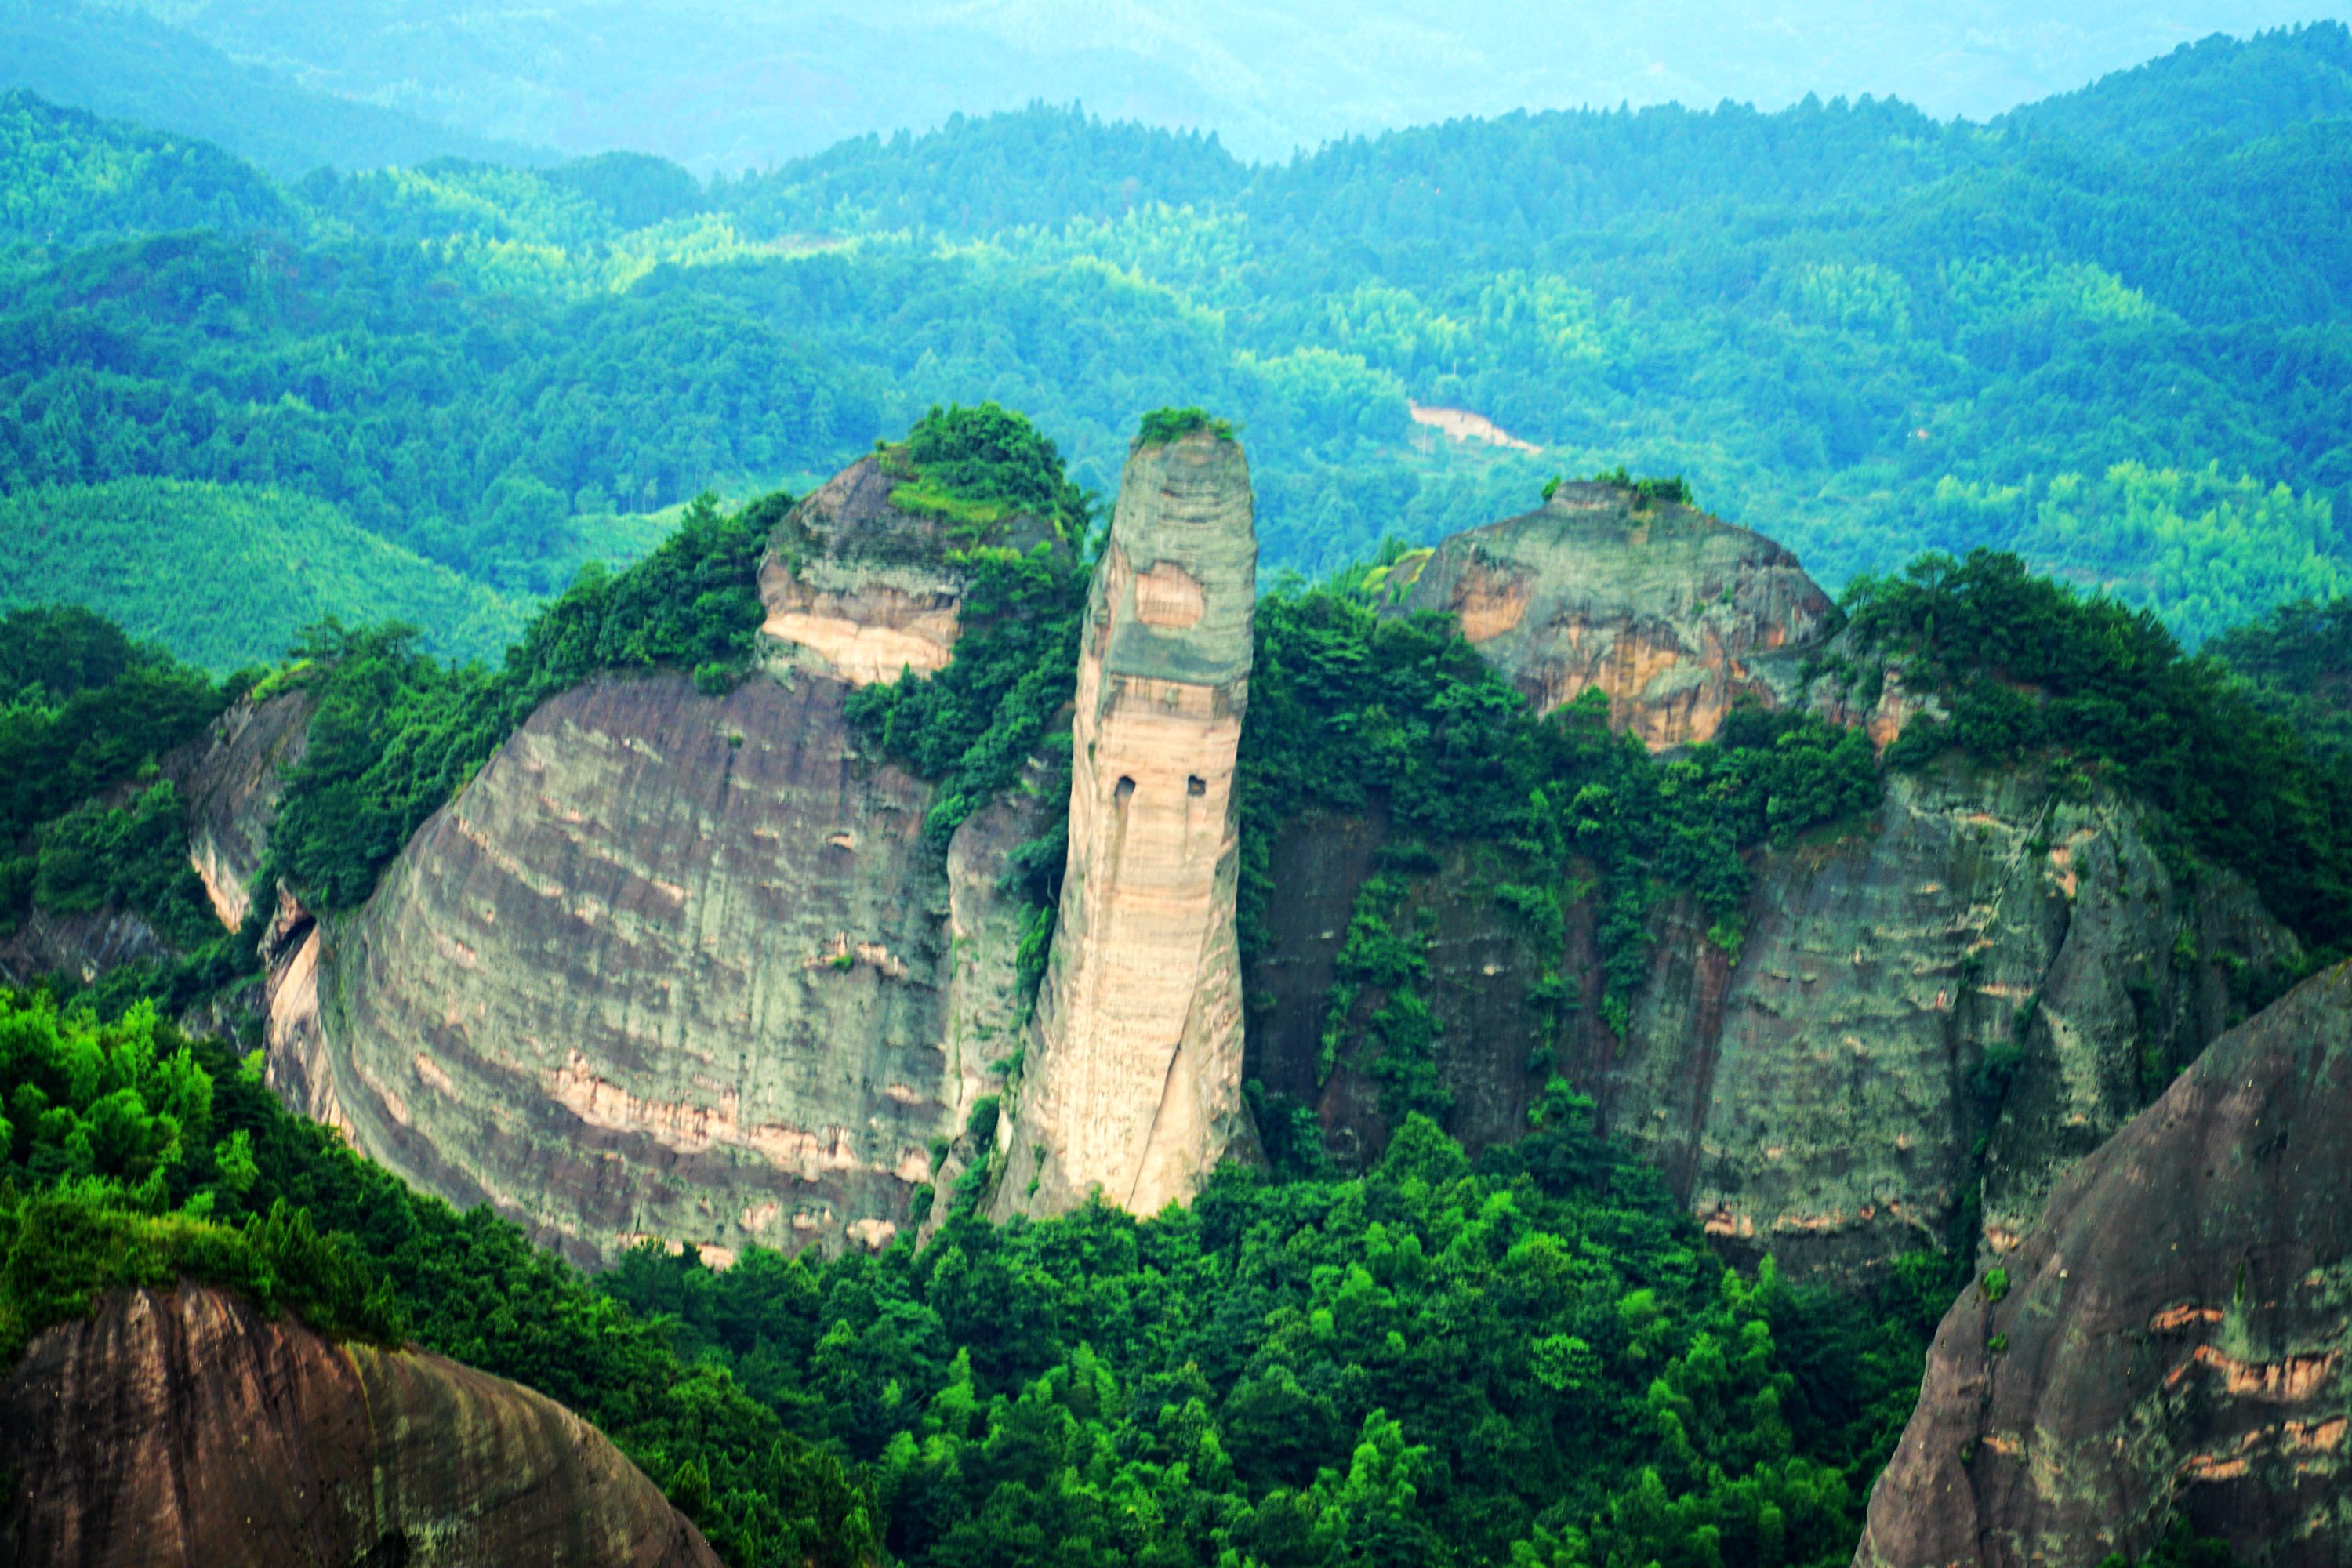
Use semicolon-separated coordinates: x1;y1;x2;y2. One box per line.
1855;960;2352;1568
1394;480;1835;747
1247;759;2292;1283
0;1285;717;1567
996;430;1258;1217
285;468;1051;1266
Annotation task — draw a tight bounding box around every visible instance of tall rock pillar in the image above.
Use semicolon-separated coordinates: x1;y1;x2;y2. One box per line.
996;428;1258;1217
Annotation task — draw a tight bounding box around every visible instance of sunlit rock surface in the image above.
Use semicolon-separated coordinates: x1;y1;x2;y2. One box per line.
996;430;1258;1217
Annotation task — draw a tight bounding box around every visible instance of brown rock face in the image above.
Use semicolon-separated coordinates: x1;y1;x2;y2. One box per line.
757;453;1061;688
996;431;1258;1218
0;1285;717;1567
1396;481;1834;748
1855;960;2352;1568
301;671;1019;1266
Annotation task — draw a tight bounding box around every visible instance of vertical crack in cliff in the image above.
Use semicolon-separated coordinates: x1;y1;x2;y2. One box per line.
998;430;1258;1218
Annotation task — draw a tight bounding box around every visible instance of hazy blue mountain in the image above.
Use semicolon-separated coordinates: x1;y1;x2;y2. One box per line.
0;0;550;178
76;0;2341;170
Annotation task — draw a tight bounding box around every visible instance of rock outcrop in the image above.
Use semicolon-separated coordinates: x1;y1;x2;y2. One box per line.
1254;503;2294;1282
1855;960;2352;1568
0;1285;717;1567
281;463;1052;1267
995;430;1258;1218
165;688;316;930
1250;757;2292;1283
1394;480;1833;747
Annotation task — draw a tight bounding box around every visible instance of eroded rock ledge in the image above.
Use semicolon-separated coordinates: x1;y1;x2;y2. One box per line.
1395;479;1834;748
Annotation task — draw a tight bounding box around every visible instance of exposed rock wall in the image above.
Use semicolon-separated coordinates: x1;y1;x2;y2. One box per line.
1246;760;2294;1283
0;1285;717;1567
281;467;1054;1268
164;688;316;930
1855;960;2352;1568
996;431;1258;1218
307;672;968;1266
0;903;172;989
1395;480;1833;747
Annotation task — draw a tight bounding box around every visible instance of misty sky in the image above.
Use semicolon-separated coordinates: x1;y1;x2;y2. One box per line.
65;1;2352;165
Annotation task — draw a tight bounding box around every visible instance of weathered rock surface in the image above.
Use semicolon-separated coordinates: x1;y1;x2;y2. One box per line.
1247;760;2293;1284
281;467;1053;1268
0;1285;717;1567
996;430;1258;1218
304;672;982;1266
1855;960;2352;1568
757;453;1059;688
1395;480;1834;747
0;903;172;989
165;688;316;930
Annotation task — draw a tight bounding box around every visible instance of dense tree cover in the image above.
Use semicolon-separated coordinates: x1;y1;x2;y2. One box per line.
267;490;771;909
0;605;258;1014
1995;25;2352;157
728;107;1245;237
1840;550;2352;962
14;27;2352;652
2206;595;2352;761
0;478;531;670
0;224;873;595
598;1085;1945;1568
0;90;292;249
0;989;882;1565
0;607;223;869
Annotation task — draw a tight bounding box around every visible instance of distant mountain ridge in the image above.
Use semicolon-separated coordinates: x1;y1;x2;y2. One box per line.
0;0;552;178
38;1;2349;171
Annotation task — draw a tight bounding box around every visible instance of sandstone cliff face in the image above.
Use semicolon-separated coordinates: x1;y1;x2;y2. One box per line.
1395;480;1834;748
277;469;1051;1268
0;1285;717;1567
165;688;317;930
996;431;1258;1218
1247;759;2292;1283
1855;960;2352;1568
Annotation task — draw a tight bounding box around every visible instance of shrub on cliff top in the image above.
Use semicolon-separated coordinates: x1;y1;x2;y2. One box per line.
1844;547;2352;963
268;491;771;911
1134;405;1237;447
887;402;1089;542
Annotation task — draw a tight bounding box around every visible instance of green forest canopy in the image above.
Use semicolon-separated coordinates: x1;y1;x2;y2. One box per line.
5;26;2352;668
0;989;1945;1568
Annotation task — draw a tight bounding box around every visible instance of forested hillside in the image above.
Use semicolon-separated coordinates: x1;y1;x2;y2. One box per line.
6;26;2352;670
